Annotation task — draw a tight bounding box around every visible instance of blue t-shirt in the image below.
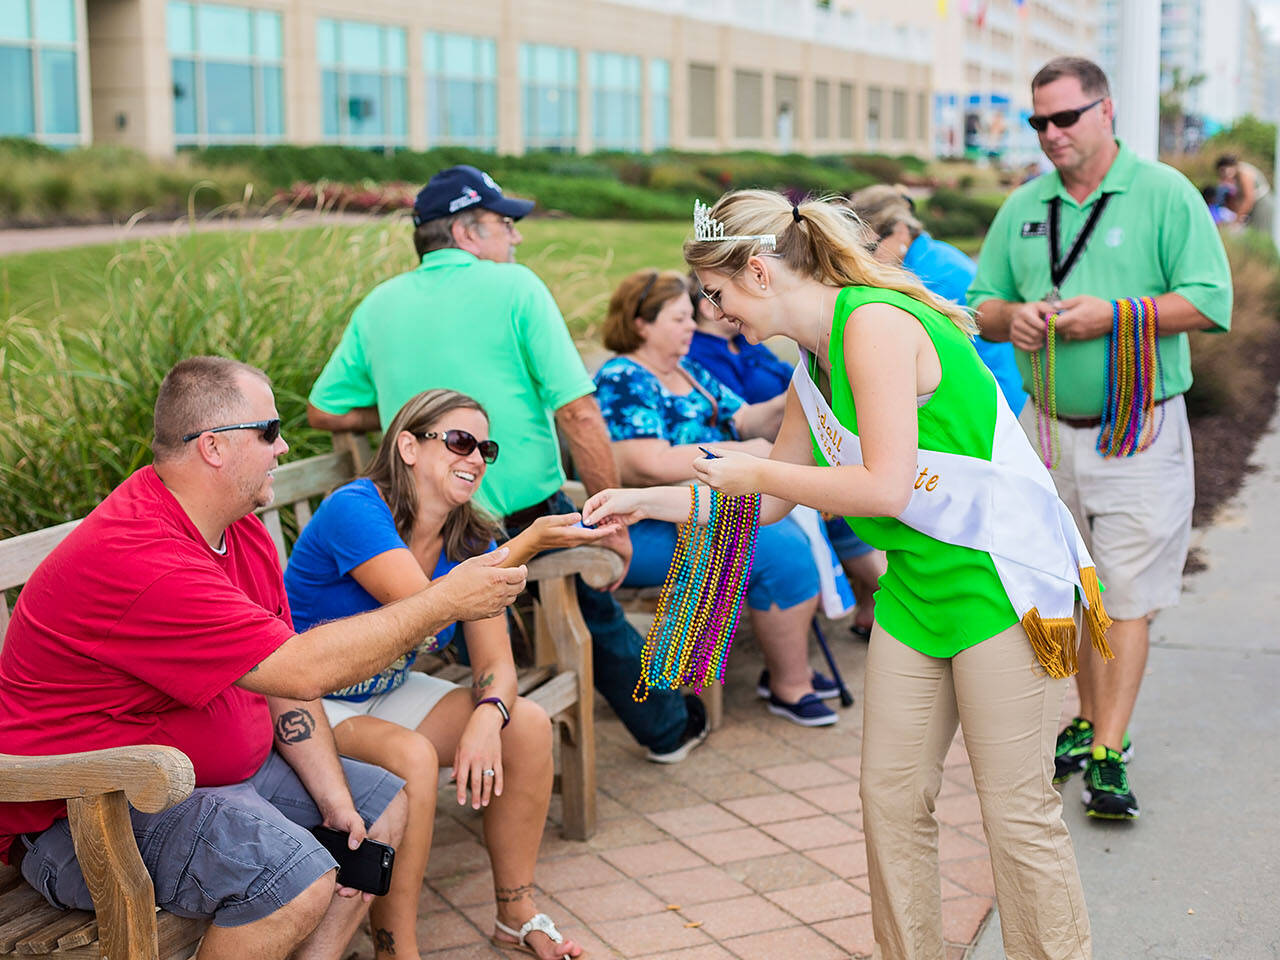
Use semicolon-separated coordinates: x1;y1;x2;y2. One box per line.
594;356;744;445
686;331;794;405
903;233;1028;415
282;478;494;701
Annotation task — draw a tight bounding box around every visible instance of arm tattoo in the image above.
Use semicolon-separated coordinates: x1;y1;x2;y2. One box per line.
274;709;316;744
373;928;396;955
494;883;535;903
472;672;495;702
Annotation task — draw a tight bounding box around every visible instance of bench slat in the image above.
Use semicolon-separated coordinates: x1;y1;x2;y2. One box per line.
0;901;69;953
0;888;46;928
0;521;82;592
0;867;21;896
53;919;97;950
526;670;579;718
11;909;92;955
266;452;353;507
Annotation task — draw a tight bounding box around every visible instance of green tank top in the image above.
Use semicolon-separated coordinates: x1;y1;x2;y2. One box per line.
813;286;1017;657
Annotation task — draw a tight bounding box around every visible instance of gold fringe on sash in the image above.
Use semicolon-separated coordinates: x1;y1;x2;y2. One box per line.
1020;609;1078;678
1021;566;1115;677
1078;565;1114;661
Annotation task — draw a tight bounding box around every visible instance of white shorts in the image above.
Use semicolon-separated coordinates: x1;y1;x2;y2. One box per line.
321;671;459;731
1020;393;1195;620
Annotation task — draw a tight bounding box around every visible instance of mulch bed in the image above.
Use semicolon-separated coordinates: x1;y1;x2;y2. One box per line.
1188;332;1280;528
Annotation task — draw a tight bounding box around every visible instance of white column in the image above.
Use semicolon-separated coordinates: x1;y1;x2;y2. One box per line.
1113;0;1160;160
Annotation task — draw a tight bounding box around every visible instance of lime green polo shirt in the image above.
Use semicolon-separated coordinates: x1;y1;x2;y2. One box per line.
968;141;1233;417
309;249;594;517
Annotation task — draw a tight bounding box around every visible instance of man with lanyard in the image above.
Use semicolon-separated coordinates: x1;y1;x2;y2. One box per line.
307;165;706;763
969;57;1232;820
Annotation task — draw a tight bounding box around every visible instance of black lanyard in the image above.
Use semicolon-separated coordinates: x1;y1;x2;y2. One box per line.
1047;192;1112;301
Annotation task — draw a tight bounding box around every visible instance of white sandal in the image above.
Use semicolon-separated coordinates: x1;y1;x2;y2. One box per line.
491;913;578;957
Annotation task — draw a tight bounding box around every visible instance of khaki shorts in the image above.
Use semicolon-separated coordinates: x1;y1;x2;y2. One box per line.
1019;393;1195;620
322;671;459;731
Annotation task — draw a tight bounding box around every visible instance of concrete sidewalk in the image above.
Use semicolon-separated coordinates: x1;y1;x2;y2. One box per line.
971;403;1280;959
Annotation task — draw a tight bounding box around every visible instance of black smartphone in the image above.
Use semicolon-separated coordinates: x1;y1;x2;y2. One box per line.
309;825;395;896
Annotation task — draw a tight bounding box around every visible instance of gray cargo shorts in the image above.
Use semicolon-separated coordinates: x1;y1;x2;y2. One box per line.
19;750;403;927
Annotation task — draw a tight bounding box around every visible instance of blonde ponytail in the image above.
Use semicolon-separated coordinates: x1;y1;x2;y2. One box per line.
683;190;977;336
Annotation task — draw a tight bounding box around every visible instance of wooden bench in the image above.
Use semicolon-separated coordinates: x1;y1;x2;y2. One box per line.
0;438;620;960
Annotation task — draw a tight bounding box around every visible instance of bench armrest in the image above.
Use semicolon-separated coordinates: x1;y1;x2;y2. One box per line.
0;745;195;814
526;546;624;591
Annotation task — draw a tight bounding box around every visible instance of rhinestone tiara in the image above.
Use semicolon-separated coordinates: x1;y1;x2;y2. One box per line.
693;199;776;250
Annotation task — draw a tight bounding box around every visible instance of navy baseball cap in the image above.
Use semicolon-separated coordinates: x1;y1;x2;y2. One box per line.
412;165;535;226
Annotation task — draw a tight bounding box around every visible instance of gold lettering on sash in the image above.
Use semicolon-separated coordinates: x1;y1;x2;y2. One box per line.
915;465;942;492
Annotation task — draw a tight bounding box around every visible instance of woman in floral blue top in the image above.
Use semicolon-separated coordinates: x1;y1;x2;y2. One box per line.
593;269;838;727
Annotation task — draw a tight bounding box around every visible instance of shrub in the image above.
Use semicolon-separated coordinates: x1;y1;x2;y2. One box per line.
0;220;413;536
919;187;1003;239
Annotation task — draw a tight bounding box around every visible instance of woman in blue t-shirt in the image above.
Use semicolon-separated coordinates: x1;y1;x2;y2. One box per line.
592;268;839;728
285;389;607;960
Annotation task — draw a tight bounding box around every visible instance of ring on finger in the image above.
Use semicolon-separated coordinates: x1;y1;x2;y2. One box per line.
482;769;496;777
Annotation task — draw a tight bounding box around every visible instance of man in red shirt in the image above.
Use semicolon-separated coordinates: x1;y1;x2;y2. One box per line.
0;357;526;960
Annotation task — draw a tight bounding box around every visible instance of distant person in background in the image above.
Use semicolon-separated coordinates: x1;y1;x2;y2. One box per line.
1202;185;1237;227
685;273;882;639
1216;154;1274;236
849;185;1027;416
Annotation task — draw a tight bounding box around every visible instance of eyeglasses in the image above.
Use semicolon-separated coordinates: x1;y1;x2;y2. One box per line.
698;285;723;314
417;429;499;464
182;419;281;444
1027;97;1105;133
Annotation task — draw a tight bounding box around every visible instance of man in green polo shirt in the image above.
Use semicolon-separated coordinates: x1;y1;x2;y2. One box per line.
307;165;707;764
970;57;1232;821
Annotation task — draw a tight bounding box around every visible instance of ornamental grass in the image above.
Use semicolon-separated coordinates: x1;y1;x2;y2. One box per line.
0;215;410;537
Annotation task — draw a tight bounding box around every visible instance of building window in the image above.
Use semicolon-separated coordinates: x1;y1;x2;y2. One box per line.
867;86;882;143
424;31;496;149
317;18;408;146
891;88;907;140
774;74;799;150
813;79;830;139
916;90;927;141
688;63;716;138
520;43;577;151
590;51;641;151
839;81;854;140
1;0;81;143
649;58;670;149
168;2;283;145
734;69;763;139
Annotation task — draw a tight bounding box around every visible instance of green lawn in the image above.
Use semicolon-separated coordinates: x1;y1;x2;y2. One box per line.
1;216;692;341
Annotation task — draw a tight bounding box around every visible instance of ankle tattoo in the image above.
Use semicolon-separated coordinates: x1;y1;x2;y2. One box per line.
494;883;535;904
373;927;396;955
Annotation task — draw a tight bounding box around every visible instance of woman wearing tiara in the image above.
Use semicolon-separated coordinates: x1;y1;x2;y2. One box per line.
582;191;1108;960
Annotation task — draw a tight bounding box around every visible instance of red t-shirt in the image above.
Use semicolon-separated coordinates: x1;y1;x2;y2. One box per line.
0;467;296;861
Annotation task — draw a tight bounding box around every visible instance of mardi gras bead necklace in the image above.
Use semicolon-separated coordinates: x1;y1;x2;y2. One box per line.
634;486;762;702
1029;311;1061;468
1098;296;1164;458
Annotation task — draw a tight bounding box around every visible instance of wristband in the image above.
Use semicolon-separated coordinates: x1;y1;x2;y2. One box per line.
475;696;510;728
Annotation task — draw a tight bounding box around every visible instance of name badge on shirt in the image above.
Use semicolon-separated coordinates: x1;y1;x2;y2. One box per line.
1020;220;1048;238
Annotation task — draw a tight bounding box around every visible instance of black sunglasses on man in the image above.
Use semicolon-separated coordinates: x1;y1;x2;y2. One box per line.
182;419;282;444
1027;97;1105;133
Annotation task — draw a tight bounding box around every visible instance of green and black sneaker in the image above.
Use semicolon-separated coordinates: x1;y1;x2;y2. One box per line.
1053;717;1134;784
1082;745;1140;820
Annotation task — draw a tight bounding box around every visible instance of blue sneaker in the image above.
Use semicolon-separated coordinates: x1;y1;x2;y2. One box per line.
767;692;838;727
756;669;841;701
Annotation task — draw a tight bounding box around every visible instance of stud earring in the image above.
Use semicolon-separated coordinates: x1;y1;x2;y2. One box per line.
759;284;766;289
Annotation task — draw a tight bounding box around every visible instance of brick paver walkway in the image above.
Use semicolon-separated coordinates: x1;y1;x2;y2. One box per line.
344;613;1087;960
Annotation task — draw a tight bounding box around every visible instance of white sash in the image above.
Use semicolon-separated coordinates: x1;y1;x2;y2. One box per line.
791;357;1111;673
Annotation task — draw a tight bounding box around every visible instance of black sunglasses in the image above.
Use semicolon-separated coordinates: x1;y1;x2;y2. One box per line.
182;418;281;444
1027;97;1105;133
417;429;499;464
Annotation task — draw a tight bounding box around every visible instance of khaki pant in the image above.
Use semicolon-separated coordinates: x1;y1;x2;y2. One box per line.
861;623;1091;960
